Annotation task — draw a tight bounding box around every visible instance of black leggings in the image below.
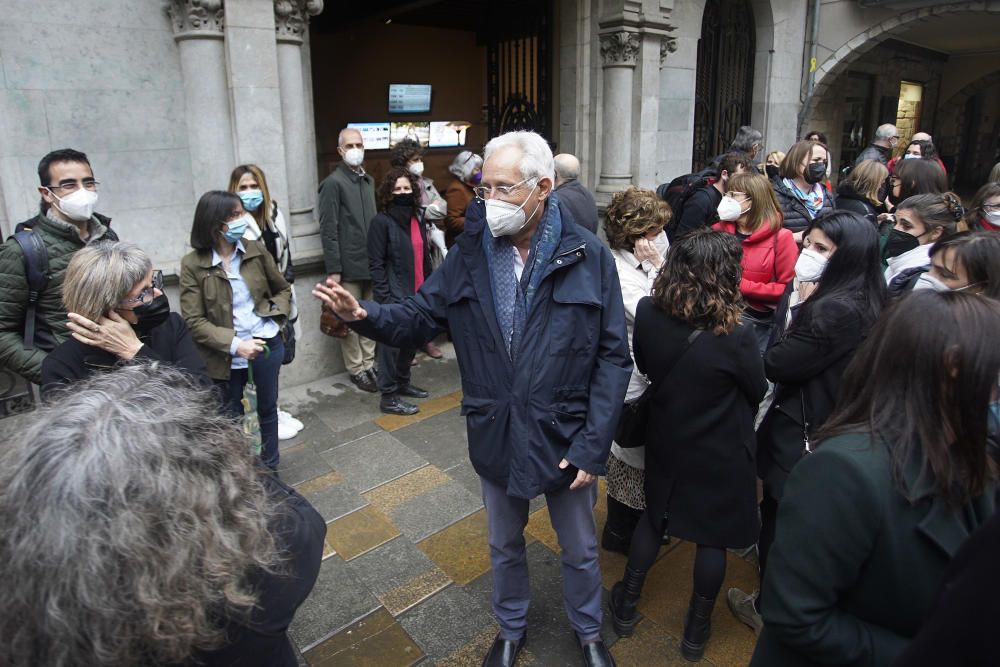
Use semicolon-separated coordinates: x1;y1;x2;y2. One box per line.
756;494;780;606
627;511;728;600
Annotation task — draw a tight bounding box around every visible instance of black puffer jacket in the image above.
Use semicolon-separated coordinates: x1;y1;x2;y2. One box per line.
834;182;879;225
772;179;835;234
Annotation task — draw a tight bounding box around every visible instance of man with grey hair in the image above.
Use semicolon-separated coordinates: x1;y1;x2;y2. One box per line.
317;127;378;392
727;125;764;161
854;123;899;166
554;153;599;234
314;130;631;667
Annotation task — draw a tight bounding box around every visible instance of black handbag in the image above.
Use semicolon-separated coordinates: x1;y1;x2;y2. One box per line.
280;320;296;365
615;328;704;448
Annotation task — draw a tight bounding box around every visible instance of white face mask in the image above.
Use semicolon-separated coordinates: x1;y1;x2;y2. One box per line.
984;210;1000;228
717;196;743;222
485;183;540;237
913;273;950;292
343;147;364;167
49;188;98;222
794;247;829;283
408;161;424;177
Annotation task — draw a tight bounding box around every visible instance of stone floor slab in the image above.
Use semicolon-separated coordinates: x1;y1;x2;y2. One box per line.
348;536;453;616
279;410;337;452
313;420;382;454
324;505;401;561
289;554;381;651
391;406;470;470
321;431;428;493
363;465;452;515
398;585;497;662
609;617;696;666
380;478;484;542
294;469;367;524
301;607;424;667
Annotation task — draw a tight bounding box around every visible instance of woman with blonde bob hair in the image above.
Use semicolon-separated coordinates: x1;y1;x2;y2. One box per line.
610;228;766;661
713;171;797;352
601;186;672;554
41;241;208;393
0;364;326;667
836;159;889;224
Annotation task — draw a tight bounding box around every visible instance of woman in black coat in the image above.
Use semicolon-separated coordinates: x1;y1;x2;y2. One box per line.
835;159;889;225
728;211;886;633
41;241;209;394
750;291;1000;666
610;229;766;662
367;167;434;416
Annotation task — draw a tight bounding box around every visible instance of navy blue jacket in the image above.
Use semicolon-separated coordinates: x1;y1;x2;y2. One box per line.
352;199;632;499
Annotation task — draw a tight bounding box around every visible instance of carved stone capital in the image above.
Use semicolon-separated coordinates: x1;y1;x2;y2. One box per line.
163;0;224;40
600;31;640;68
275;0;324;44
659;27;678;66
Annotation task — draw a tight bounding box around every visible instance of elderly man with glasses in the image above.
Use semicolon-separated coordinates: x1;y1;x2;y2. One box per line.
314;131;631;667
0;148;118;385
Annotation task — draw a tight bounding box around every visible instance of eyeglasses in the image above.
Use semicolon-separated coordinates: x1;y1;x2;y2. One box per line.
983;203;1000;214
48;178;99;193
119;270;163;307
473;177;536;201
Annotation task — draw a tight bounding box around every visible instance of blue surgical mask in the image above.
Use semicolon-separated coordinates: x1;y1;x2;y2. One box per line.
903;153;920;160
223;213;252;244
238;189;263;211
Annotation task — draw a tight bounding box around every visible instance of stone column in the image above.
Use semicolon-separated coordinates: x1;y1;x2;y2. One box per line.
597;31;639;193
274;0;323;257
164;0;236;196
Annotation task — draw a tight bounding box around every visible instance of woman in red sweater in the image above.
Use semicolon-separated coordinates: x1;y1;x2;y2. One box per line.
713;171;797;352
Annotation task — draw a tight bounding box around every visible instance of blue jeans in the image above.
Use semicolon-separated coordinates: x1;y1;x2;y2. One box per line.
216;335;284;469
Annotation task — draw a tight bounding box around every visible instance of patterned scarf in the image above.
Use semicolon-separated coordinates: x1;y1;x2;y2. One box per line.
783;177;825;219
483;193;563;360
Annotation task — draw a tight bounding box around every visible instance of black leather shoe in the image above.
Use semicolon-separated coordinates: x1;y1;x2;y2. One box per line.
580;639;616;667
398;383;429;399
350;372;377;393
380;395;419;416
481;632;526;667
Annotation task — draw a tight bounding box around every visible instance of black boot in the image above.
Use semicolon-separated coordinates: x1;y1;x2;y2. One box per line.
608;565;646;638
680;592;716;662
601;496;642;554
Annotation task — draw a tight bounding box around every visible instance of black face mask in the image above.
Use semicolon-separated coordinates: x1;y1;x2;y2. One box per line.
765;164;779;179
804;162;827;185
391;193;415;208
131;294;170;334
882;228;921;260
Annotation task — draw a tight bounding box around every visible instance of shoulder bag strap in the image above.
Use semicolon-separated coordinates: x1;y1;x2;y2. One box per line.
800;388;811;454
644;328;704;400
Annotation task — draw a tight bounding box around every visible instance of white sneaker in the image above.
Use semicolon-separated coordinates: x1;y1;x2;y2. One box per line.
278;418;299;441
278;410;304;432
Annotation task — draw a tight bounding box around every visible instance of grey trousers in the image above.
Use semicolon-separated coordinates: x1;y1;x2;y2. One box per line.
480;475;602;642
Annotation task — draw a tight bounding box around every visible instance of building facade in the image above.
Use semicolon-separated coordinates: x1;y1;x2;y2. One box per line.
1;0;998;388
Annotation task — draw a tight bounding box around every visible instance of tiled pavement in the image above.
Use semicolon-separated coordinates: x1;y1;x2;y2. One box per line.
278;344;760;667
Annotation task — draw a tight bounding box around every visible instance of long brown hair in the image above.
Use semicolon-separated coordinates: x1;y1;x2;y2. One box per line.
651;228;744;335
228;164;274;232
727;171;783;232
818;291;1000;505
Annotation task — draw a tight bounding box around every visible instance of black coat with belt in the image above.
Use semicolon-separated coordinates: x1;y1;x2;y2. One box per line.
633;300;766;548
751;434;997;666
367;206;433;305
756;292;874;501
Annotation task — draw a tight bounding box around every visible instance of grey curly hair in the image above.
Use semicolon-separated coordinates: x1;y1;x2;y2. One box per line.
0;363;280;667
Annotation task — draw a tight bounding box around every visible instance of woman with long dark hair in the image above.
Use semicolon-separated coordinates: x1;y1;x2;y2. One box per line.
750;291;999;665
912;231;1000;298
610;228;766;662
884;192;965;296
728;211;887;633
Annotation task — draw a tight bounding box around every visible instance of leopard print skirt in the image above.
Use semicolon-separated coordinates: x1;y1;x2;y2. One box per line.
606;452;646;510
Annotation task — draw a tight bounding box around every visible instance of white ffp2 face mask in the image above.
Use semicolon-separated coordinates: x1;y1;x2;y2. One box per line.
794;247;829;283
50;188;98;222
343;148;364;167
913;273;950;292
485;184;540;237
717;196;743;222
408;161;425;177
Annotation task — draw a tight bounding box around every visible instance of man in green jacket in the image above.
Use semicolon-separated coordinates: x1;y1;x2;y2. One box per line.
0;149;118;385
318;127;378;393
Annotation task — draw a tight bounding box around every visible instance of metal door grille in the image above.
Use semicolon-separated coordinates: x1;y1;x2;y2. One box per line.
486;1;552;140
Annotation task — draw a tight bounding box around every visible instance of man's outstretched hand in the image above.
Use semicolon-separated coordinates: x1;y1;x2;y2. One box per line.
312;279;368;322
559;458;596;491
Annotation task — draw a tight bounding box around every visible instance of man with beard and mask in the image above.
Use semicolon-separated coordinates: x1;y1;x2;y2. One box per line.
318;127;379;393
772;140;835;243
673;152;750;240
313;131;632;667
41;242;208;394
0;148;119;386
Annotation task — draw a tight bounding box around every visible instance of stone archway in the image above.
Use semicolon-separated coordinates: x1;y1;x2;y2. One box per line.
936;69;1000;185
803;2;994;126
